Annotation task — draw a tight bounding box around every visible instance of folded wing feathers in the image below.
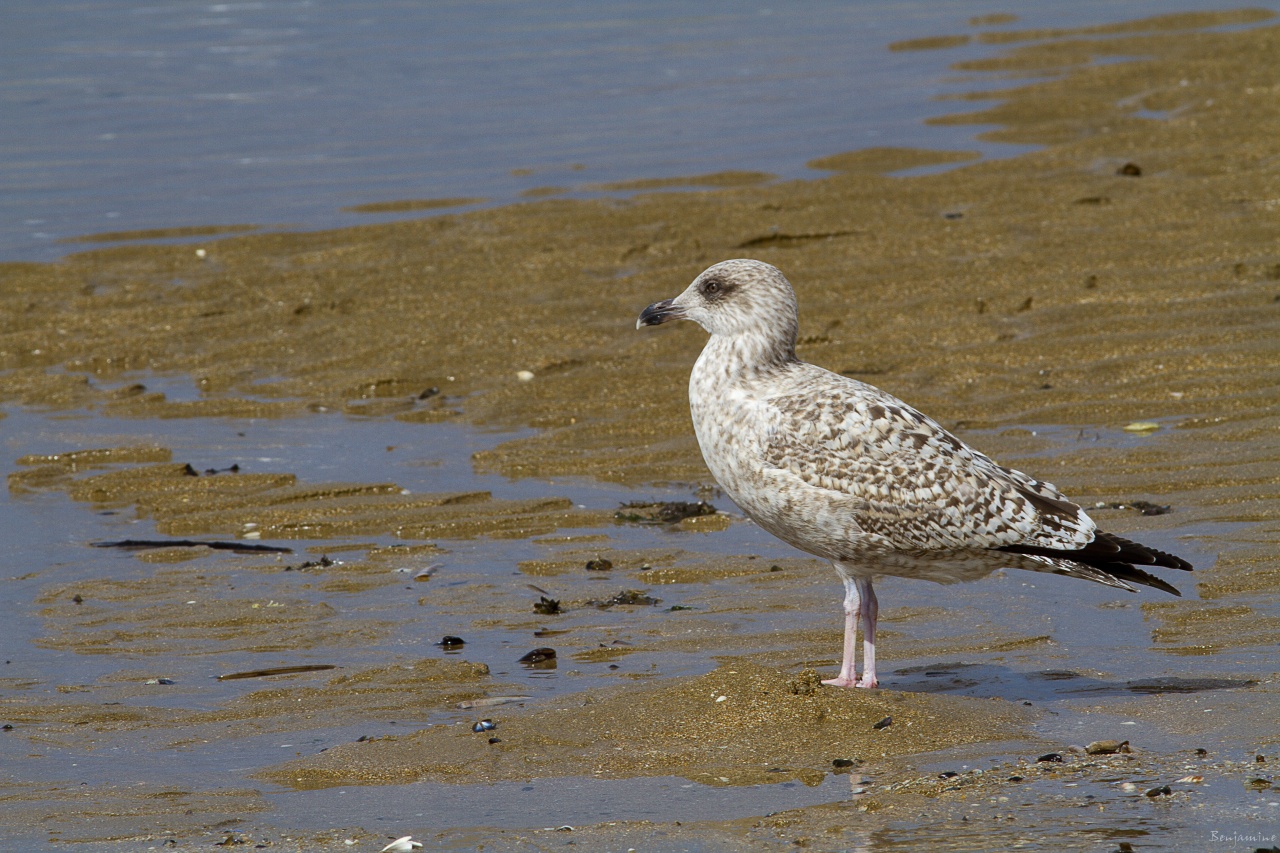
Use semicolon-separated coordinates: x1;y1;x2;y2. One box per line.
764;380;1189;595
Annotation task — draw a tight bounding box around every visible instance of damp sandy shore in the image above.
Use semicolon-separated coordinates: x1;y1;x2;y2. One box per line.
2;10;1279;851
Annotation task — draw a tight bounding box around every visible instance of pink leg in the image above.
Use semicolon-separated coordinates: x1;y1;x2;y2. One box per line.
822;575;866;688
856;577;878;688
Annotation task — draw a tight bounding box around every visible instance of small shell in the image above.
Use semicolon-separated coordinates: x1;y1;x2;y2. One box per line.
457;696;529;710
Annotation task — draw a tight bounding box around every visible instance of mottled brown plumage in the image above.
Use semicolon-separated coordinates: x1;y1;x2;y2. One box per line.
638;259;1191;688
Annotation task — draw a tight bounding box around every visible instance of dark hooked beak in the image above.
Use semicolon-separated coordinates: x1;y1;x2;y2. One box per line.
637;298;685;329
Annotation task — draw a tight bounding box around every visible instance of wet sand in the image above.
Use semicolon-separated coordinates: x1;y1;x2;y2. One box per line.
2;10;1280;851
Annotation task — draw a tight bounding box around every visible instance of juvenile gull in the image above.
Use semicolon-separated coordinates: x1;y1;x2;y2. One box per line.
637;259;1191;688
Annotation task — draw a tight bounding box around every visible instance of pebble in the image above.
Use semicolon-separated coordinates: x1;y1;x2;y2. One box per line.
1085;739;1131;755
516;370;535;382
519;647;557;663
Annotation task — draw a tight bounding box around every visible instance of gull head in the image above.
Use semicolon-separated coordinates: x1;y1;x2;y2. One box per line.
636;259;799;346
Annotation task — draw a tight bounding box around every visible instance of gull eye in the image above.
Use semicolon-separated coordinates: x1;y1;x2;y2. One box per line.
701;279;722;296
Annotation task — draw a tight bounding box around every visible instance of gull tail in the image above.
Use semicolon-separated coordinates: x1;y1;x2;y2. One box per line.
997;531;1192;597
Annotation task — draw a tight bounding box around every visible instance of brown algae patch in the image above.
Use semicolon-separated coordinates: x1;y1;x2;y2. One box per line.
807;146;980;174
10;448;614;542
258;660;1032;789
343;196;487;213
59;223;261;244
0;657;498;748
588;170;775;192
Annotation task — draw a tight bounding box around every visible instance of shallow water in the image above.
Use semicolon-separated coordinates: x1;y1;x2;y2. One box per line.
3;0;1268;262
2;398;1270;849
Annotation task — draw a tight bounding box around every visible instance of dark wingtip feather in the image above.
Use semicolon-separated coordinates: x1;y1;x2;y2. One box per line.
1096;532;1193;572
998;529;1191;596
1094;562;1183;596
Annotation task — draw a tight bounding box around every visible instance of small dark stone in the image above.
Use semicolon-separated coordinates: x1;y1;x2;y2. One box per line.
1100;499;1173;515
1195;748;1208;756
488;736;501;744
2;724;13;731
590;590;660;608
614;500;717;524
873;716;892;730
832;758;856;769
943;211;964;220
939;771;959;779
418;386;441;399
518;647;557;664
1008;775;1024;782
437;636;465;649
533;596;562;615
1144;784;1172;797
1117;162;1142;176
1037;752;1063;763
585;558;613;571
72;594;83;604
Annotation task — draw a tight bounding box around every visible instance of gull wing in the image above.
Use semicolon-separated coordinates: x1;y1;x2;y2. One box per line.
757;375;1096;552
